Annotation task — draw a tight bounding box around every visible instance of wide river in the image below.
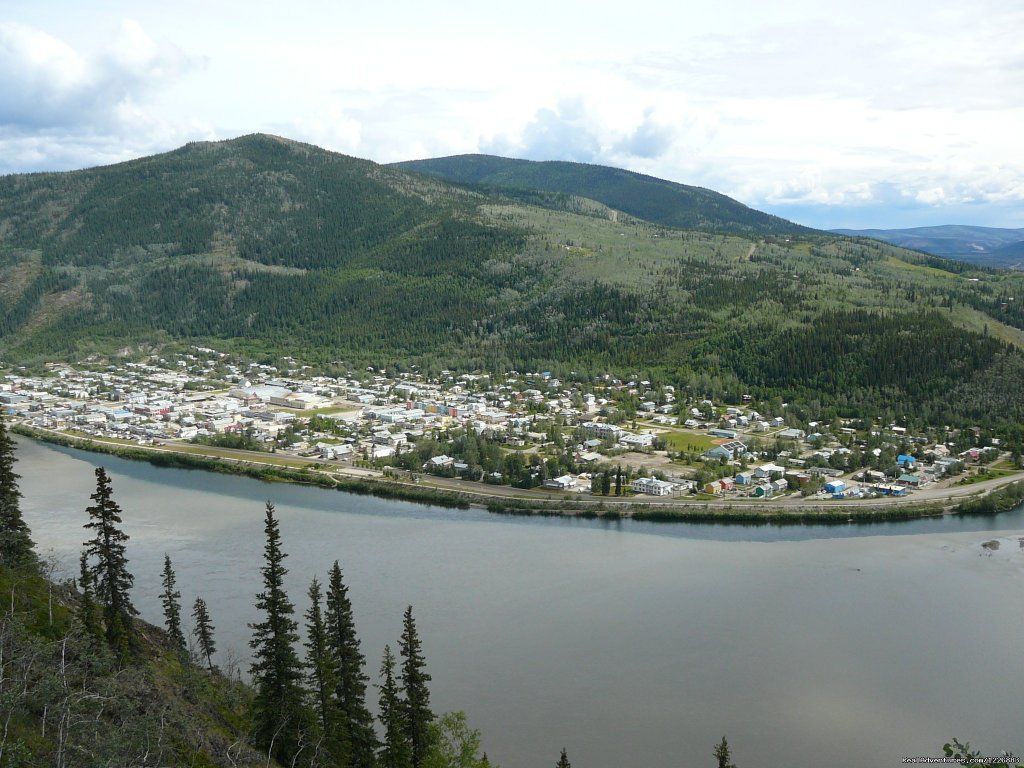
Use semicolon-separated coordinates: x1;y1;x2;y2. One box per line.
15;437;1024;768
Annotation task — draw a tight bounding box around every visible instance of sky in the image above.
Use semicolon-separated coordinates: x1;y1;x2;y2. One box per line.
1;0;1022;230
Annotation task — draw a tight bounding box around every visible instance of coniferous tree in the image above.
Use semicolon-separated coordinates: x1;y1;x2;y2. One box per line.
614;465;622;496
160;553;186;651
0;416;35;569
326;560;379;767
192;597;217;672
378;644;412;768
83;467;136;656
713;736;737;768
77;551;103;648
399;605;434;768
556;748;571;768
304;576;346;764
249;501;312;764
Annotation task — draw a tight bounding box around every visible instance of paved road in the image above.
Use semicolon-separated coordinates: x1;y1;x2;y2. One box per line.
20;426;1022;514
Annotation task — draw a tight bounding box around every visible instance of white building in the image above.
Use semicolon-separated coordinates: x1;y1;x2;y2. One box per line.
632;477;676;496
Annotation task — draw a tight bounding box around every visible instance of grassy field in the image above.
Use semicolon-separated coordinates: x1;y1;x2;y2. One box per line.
647;427;718;452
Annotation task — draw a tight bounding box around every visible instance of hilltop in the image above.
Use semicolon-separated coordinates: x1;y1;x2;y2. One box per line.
393;154;812;236
2;135;1024;428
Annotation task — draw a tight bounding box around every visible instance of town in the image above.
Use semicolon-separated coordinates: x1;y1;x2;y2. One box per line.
2;347;1019;507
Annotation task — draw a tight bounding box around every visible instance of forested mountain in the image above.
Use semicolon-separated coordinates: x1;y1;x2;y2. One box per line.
833;225;1024;269
393;154;812;236
3;134;1024;429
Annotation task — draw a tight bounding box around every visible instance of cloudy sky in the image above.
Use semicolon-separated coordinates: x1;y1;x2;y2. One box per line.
2;0;1021;229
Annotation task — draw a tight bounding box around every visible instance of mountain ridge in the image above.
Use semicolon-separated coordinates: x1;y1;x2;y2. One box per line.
392;153;814;236
832;225;1024;269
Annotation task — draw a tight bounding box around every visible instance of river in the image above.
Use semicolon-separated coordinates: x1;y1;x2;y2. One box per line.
15;437;1024;768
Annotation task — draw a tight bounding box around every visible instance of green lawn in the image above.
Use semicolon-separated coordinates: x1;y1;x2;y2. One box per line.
650;428;718;452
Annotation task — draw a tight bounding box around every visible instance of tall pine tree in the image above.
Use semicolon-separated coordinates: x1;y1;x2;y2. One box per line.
399;606;434;768
249;501;312;764
326;560;378;767
83;467;136;657
192;597;217;672
304;576;346;765
378;645;412;768
556;748;571;768
713;736;738;768
0;416;35;569
160;553;186;651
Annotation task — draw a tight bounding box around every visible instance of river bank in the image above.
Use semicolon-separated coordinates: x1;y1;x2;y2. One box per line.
14;424;1023;525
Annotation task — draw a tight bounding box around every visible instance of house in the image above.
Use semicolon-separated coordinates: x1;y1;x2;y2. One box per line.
897;473;922;488
823;480;846;494
425;454;455;469
753;484;773;498
371;444;395;459
784;471;811;486
543;475;577;491
897;454;917;469
702;440;747;461
754;463;786;479
776;428;806;440
619;432;656;449
632;477;676;496
734;471;755;486
703;480;723;495
703;446;734;461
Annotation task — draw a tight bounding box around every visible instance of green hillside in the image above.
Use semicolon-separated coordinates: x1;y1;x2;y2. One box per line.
3;135;1024;429
393;154;812;236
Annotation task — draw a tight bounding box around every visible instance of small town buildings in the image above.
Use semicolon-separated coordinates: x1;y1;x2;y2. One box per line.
619;432;656;449
544;474;577;491
632;477;676;496
776;428;806;440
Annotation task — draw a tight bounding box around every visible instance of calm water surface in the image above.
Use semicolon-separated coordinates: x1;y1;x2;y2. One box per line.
16;438;1024;768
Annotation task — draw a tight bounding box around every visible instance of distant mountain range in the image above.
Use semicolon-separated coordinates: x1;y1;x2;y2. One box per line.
2;134;1024;426
832;225;1024;269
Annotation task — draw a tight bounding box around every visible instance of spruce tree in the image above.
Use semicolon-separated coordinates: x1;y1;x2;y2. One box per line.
249;501;311;763
304;576;346;764
713;736;737;768
378;644;412;768
160;553;186;651
399;605;434;768
77;551;103;648
556;748;571;768
192;597;217;672
326;560;378;767
0;416;35;569
83;467;136;656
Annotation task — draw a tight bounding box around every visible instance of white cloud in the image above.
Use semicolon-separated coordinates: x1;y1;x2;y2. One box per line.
0;1;1021;228
0;19;202;170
